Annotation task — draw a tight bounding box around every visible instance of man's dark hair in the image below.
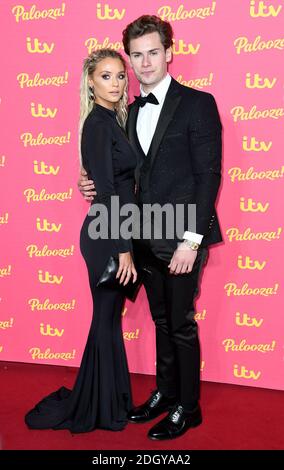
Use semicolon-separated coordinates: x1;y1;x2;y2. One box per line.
122;15;173;55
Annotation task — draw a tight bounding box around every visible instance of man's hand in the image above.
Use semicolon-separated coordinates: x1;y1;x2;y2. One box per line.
78;167;96;201
168;241;198;275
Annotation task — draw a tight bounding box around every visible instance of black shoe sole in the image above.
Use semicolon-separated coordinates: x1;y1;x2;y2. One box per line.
128;405;175;424
148;418;202;440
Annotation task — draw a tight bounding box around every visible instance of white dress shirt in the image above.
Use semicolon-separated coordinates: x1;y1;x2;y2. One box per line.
136;73;203;245
137;73;171;155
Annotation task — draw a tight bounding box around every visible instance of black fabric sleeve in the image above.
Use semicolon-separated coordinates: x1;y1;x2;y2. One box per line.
189;93;222;236
81;117;132;253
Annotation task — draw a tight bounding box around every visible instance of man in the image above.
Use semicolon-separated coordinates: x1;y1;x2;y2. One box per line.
78;15;222;440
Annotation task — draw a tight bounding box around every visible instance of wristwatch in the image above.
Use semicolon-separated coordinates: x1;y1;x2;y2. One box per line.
183;239;200;251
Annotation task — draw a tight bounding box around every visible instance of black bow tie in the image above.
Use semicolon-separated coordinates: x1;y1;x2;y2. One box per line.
134;92;159;108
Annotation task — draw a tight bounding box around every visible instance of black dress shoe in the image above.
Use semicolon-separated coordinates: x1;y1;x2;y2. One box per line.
127;390;176;423
148;403;202;440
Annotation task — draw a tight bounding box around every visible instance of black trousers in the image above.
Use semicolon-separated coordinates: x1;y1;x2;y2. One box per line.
135;242;208;411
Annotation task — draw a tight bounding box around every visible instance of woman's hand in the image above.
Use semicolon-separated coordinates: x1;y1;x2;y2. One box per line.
116;252;137;286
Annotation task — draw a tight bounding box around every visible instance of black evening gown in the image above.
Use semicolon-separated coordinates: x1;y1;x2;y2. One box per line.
25;103;137;433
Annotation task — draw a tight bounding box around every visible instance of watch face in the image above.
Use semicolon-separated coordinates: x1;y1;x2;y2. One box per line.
184;240;199;250
190;242;199;250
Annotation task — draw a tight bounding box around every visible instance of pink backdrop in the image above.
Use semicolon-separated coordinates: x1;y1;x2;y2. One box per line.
0;0;283;390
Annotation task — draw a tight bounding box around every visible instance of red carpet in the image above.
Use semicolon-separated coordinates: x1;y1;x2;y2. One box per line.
0;361;283;450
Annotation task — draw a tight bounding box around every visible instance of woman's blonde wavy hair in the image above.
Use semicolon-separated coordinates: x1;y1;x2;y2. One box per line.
79;49;128;167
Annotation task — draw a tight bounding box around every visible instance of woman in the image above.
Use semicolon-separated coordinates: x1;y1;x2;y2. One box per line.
25;50;138;433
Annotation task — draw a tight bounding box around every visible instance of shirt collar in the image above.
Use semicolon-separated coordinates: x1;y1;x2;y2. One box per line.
94;102;116;119
140;73;172;103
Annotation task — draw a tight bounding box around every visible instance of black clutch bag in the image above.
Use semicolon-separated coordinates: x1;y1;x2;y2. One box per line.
96;256;151;302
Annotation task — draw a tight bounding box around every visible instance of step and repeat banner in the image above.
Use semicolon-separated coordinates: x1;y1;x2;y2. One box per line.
0;0;283;390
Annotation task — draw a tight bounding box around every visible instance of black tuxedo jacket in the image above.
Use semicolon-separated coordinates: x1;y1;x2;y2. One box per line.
127;78;222;261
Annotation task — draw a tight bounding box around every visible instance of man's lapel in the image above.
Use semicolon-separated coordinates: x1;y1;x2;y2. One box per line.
127;103;145;184
147;79;181;171
127;79;182;179
127;103;144;155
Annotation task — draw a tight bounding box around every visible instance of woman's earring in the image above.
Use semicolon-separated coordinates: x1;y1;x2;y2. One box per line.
89;86;95;101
